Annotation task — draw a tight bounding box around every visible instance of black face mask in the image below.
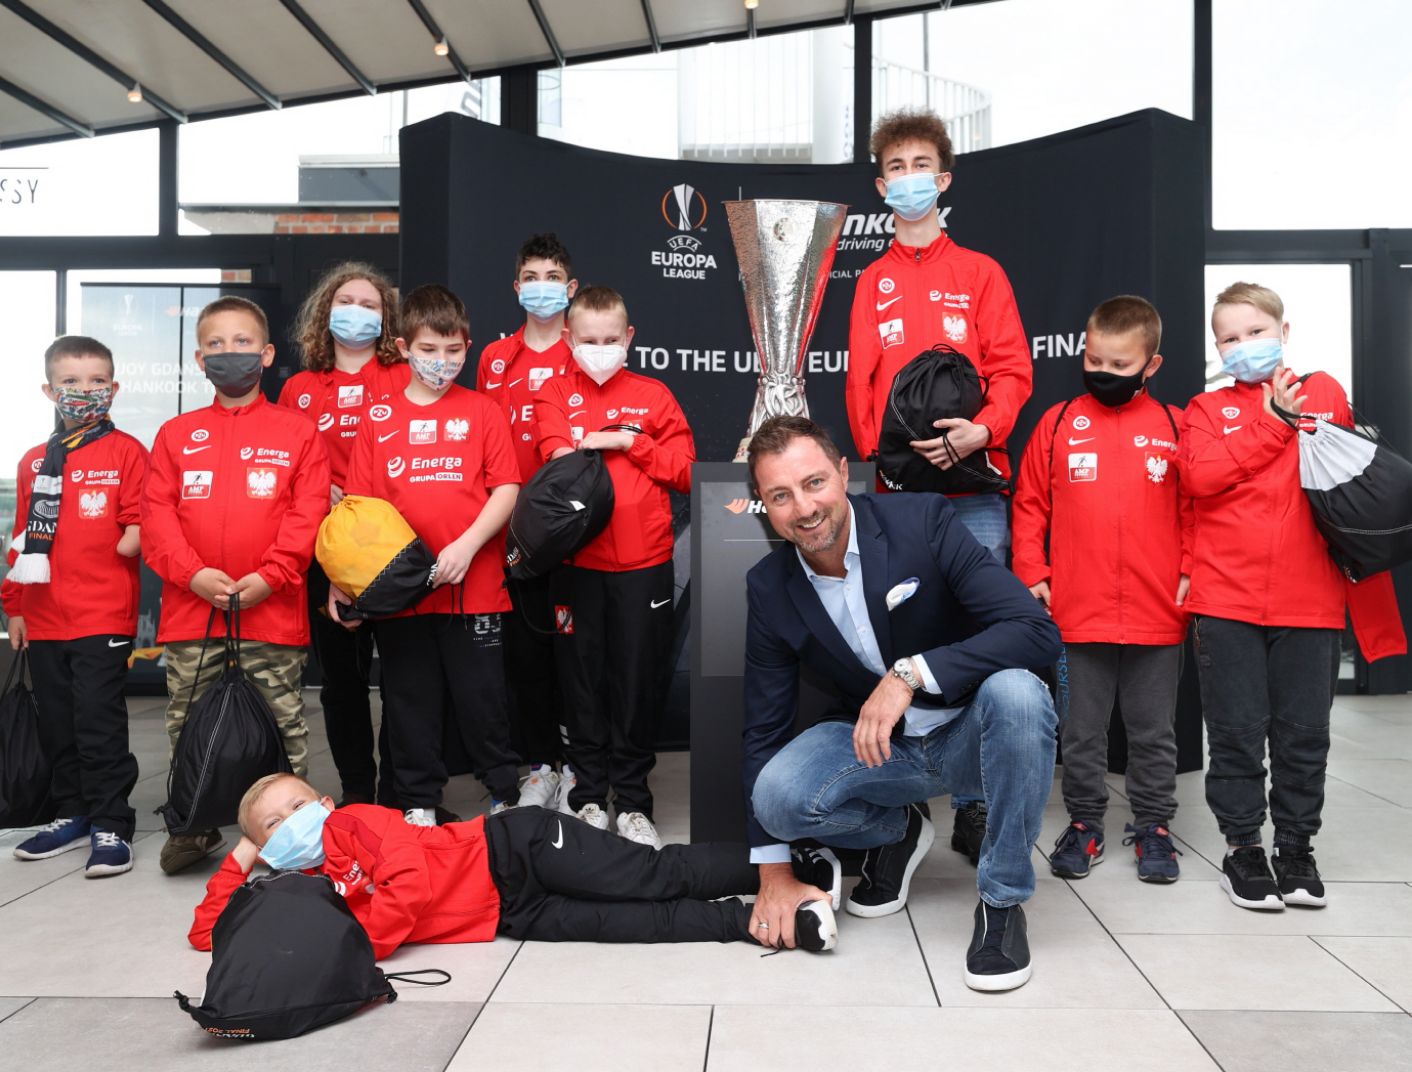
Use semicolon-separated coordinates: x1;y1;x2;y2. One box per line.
202;352;264;397
1083;361;1150;408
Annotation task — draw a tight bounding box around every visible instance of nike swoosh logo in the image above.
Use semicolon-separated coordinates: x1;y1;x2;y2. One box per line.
107;639;130;647
1067;437;1095;446
509;379;523;388
1224;425;1243;435
377;431;399;443
650;598;671;609
485;382;502;389
551;821;564;849
569;410;586;419
181;445;211;455
876;296;902;312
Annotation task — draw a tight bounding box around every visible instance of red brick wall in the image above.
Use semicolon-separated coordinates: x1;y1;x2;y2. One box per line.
273;211;400;235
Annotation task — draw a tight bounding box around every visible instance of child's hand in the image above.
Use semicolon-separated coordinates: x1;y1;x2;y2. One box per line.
230;572;274;608
8;616;26;651
1261;364;1306;422
1027;581;1051;612
579;430;634;452
190;567;237;608
911;418;991;468
328;581;361;630
433;536;477;587
330;483;345;509
231;836;262;873
115;525;141;558
1175;574;1190;607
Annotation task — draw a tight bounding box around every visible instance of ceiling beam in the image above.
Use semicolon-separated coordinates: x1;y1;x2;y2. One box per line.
639;0;661;53
403;0;474;84
277;0;376;96
844;0;856;24
139;0;282;110
0;0;187;123
748;7;757;39
526;0;565;67
0;74;93;138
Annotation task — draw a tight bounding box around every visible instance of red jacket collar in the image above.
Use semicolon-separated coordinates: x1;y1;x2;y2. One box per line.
207;393;268;419
888;231;953;264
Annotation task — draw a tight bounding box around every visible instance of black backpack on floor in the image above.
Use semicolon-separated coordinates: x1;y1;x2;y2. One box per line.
0;650;55;828
175;870;448;1040
158;598;291;835
504;443;616;581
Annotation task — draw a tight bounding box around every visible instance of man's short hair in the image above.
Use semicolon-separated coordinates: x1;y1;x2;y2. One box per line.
1213;281;1284;323
870;108;956;174
566;285;628;324
400;284;470;342
516;232;573;279
747;415;843;489
237;772;318;842
196;295;270;346
44;335;114;378
1087;295;1162;359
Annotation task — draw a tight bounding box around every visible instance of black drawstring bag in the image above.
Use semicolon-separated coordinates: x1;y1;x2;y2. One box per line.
503;439;617;581
874;344;1010;495
158;596;291;835
175;870;449;1041
0;649;55;828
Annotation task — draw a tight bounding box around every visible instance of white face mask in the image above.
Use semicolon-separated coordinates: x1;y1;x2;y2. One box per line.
573;343;627;385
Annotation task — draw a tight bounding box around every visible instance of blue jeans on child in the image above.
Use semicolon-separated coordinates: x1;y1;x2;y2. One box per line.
752;668;1056;908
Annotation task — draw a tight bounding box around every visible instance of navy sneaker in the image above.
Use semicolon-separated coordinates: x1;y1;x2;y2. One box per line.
1272;847;1326;908
965;901;1032;992
84;830;133;878
1123;823;1182;883
12;817;92;860
1049;821;1104;879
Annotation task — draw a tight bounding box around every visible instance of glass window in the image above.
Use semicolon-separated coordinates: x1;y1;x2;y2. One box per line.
538;51;680;159
0;129;159;236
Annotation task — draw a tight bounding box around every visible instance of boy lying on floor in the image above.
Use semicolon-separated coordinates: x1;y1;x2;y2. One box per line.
189;773;838;957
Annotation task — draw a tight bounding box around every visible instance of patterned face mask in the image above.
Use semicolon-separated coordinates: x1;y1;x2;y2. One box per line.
54;385;114;423
408;353;462;390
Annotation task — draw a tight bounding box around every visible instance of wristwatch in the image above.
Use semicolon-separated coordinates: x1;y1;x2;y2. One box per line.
890;657;922;692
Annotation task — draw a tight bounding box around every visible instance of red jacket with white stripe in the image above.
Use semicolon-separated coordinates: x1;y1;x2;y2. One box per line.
846;233;1032;484
476;328;571;483
533;367;694;572
140;395;330;646
276;361;410;487
1011;392;1193;645
189;807;500;961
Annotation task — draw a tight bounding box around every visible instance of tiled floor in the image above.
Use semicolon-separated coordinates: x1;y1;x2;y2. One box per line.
2;693;1410;1070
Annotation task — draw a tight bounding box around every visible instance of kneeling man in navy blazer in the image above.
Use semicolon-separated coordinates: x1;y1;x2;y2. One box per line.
741;416;1061;991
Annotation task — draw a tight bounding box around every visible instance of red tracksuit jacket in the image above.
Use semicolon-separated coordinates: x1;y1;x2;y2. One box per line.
533;367;695;572
1011;392;1193;645
276;360;410;487
1;430;148;641
477;328;571;483
140;395;330;646
189;807;500;961
846;233;1032;483
342;384;518;615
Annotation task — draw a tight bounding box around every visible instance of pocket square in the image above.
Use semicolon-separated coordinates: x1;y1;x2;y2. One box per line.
886;577;920;611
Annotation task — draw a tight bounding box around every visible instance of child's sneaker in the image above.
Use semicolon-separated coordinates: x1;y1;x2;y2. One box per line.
12;816;91;860
791;845;842;910
1221;846;1284;910
556;765;579;815
84;831;133;878
488;800;514;816
1049;821;1103;879
1123;823;1182;883
616;811;662;849
404;808;437;827
1272;847;1327;908
517;765;560;810
159;829;226;875
793;900;838;952
575;802;610;831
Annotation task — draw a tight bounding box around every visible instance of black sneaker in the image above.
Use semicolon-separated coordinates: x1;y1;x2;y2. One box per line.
951;800;987;866
845;803;935;918
1050;821;1104;879
793;900;838;952
965;901;1032;992
791;845;842;911
1272;847;1327;908
1220;846;1284;910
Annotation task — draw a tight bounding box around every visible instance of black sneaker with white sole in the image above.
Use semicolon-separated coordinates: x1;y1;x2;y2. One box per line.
965;901;1032;992
1220;846;1284;910
845;803;935;918
791;845;842;911
951;800;987;866
793;900;839;952
1272;847;1326;907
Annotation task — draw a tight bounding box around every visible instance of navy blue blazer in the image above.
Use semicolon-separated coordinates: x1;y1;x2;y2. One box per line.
741;492;1062;848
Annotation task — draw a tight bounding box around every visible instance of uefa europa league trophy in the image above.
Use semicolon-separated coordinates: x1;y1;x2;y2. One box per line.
725;199;848;461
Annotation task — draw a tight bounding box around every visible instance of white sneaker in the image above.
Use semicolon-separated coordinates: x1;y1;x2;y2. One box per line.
575;803;610;831
556;765;578;815
488;800;514;816
518;766;560;810
404;808;436;827
616;811;662;849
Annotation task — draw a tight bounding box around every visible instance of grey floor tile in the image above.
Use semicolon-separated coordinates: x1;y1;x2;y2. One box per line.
1179;1010;1412;1072
708;1006;1221;1072
376;938;524;1005
0;832;91;907
1314;936;1412;1012
1173;807;1412;881
1116;934;1400;1011
0;995;479;1072
0;997;33;1024
1325;759;1412;807
448;1002;708;1071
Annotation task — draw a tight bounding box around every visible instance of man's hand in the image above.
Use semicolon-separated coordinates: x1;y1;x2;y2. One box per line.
328;581;360;631
910;418;991;469
231;836;261;873
433;535;478;588
330;483;345;508
115;524;141;558
189;567;237;609
8;616;26;651
231;572;274;609
749;862;830;949
854;671;912;767
1028;580;1051;612
1175;573;1190;607
1262;363;1306;423
579;430;634;452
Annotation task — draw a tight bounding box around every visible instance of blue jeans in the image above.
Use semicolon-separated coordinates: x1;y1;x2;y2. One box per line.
752;669;1057;907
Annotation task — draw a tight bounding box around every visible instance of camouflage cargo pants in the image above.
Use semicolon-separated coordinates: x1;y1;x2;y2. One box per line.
164;639;309;778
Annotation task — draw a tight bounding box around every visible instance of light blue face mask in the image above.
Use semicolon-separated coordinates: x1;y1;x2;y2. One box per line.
518;281;570;321
329;305;383;348
1220;337;1284;383
259;800;330;871
883;172;941;222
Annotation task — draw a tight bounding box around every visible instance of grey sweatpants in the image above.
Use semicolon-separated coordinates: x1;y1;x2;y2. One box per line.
1059;642;1182;834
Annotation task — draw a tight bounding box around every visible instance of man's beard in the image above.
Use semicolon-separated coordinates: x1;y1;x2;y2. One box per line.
791;509;842;553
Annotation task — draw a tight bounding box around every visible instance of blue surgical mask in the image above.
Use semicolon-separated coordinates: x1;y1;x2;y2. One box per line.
329;305;383;348
259;800;330;871
883;172;941;222
517;281;570;321
1220;337;1284;383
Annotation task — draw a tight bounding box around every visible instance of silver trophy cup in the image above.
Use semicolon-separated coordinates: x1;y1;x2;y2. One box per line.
725;199;848;460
